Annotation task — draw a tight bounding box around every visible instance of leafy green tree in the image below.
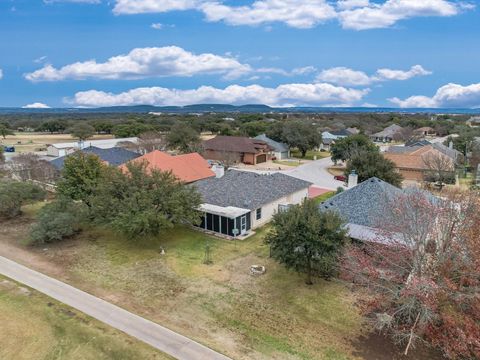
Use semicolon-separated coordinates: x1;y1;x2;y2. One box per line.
240;121;269;137
0;124;14;139
166;123;201;153
57;152;105;206
37;120;67;134
89;163;202;238
266;198;347;284
0;180;46;218
281;121;321;158
331;134;378;163
29;198;87;244
69;123;95;141
90;120;114;134
345;150;403;187
112;122;153;138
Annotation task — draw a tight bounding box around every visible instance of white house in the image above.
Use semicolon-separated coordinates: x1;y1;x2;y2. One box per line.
46;137;139;157
193;170;311;237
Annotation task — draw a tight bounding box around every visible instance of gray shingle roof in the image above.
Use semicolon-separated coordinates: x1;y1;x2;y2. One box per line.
193;169;311;210
319;177;403;228
254;134;289;152
431;143;462;161
386;145;423;154
372;124;403;138
51;146;140;170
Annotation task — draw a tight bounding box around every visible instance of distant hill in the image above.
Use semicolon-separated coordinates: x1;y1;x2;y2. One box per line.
0;104;479;115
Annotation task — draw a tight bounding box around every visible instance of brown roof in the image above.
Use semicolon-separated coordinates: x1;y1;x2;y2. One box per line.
384;153;428;170
203;136;270;154
119;150;215;183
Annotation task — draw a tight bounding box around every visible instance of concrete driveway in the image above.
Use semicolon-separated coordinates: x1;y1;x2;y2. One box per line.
284;157;345;190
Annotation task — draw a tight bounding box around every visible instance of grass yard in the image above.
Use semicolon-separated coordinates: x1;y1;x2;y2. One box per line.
291;149;331;160
0;276;170;360
0;205;365;360
312;191;336;205
0;132;114;153
273;160;302;167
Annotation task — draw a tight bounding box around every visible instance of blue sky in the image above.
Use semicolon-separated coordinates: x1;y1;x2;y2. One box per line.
1;0;479;108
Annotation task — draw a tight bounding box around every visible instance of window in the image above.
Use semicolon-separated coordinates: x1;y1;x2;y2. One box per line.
256;208;262;220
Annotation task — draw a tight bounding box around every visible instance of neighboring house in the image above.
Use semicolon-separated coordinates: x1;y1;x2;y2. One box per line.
431;142;463;163
405;139;432;147
384;145;455;182
193;170;311;237
203;136;272;165
319;177;434;244
254;134;290;160
320;138;335;152
345;127;360;135
371;124;403;143
50;146;140;171
47;137;138;157
119;150;215;183
414;127;437;137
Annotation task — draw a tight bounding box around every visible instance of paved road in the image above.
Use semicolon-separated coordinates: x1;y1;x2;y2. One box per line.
0;255;230;360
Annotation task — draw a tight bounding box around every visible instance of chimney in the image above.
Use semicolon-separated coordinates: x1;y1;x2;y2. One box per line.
212;164;225;178
348;170;358;188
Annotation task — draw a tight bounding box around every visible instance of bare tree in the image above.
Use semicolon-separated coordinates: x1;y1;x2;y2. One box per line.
342;189;480;358
392;127;415;143
7;153;58;183
422;151;455;187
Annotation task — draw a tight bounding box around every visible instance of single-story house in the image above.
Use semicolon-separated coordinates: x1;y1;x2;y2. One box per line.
319;177;421;244
47;137;138;157
50;146;140;170
370;124;403;143
414;127;437;137
119;150;215;183
384;145;455;182
193;170;311;237
320;137;335;152
203;136;272;165
254;134;290;160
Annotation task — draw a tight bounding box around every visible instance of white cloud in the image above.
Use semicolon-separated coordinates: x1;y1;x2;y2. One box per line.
111;0;473;30
0;69;3;80
338;0;466;30
68;83;369;107
389;83;480;108
22;102;51;109
316;65;431;86
201;0;337;28
375;64;432;80
150;23;163;29
113;0;200;14
25;46;252;82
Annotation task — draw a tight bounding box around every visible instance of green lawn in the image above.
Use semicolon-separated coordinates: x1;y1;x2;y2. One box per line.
0;276;170;360
291;149;331;160
312;191;336;205
273;160;302;167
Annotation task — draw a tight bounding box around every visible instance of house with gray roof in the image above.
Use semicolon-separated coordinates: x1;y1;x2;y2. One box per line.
371;124;403;143
193;169;311;237
319;177;428;243
50;146;140;171
254;134;290;159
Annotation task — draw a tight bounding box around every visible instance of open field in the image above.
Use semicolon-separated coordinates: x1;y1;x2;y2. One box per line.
0;275;170;360
0;132;114;153
0;204;439;360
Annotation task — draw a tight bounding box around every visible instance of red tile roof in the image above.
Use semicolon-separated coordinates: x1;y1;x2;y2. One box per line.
119;150;215;183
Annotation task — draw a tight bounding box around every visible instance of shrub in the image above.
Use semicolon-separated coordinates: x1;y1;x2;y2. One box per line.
29;199;87;244
0;180;46;218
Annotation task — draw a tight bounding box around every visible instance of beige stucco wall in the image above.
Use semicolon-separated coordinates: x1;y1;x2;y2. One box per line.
250;188;309;229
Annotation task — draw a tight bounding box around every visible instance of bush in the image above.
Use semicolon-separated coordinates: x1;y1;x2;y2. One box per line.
336;187;344;194
0;180;46;218
29;199;87;244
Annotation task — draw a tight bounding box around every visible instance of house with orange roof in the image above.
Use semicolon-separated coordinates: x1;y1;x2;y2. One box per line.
119;150;215;183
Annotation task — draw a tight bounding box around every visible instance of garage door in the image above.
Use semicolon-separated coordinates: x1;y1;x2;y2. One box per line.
256;154;267;163
279;151;289;159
